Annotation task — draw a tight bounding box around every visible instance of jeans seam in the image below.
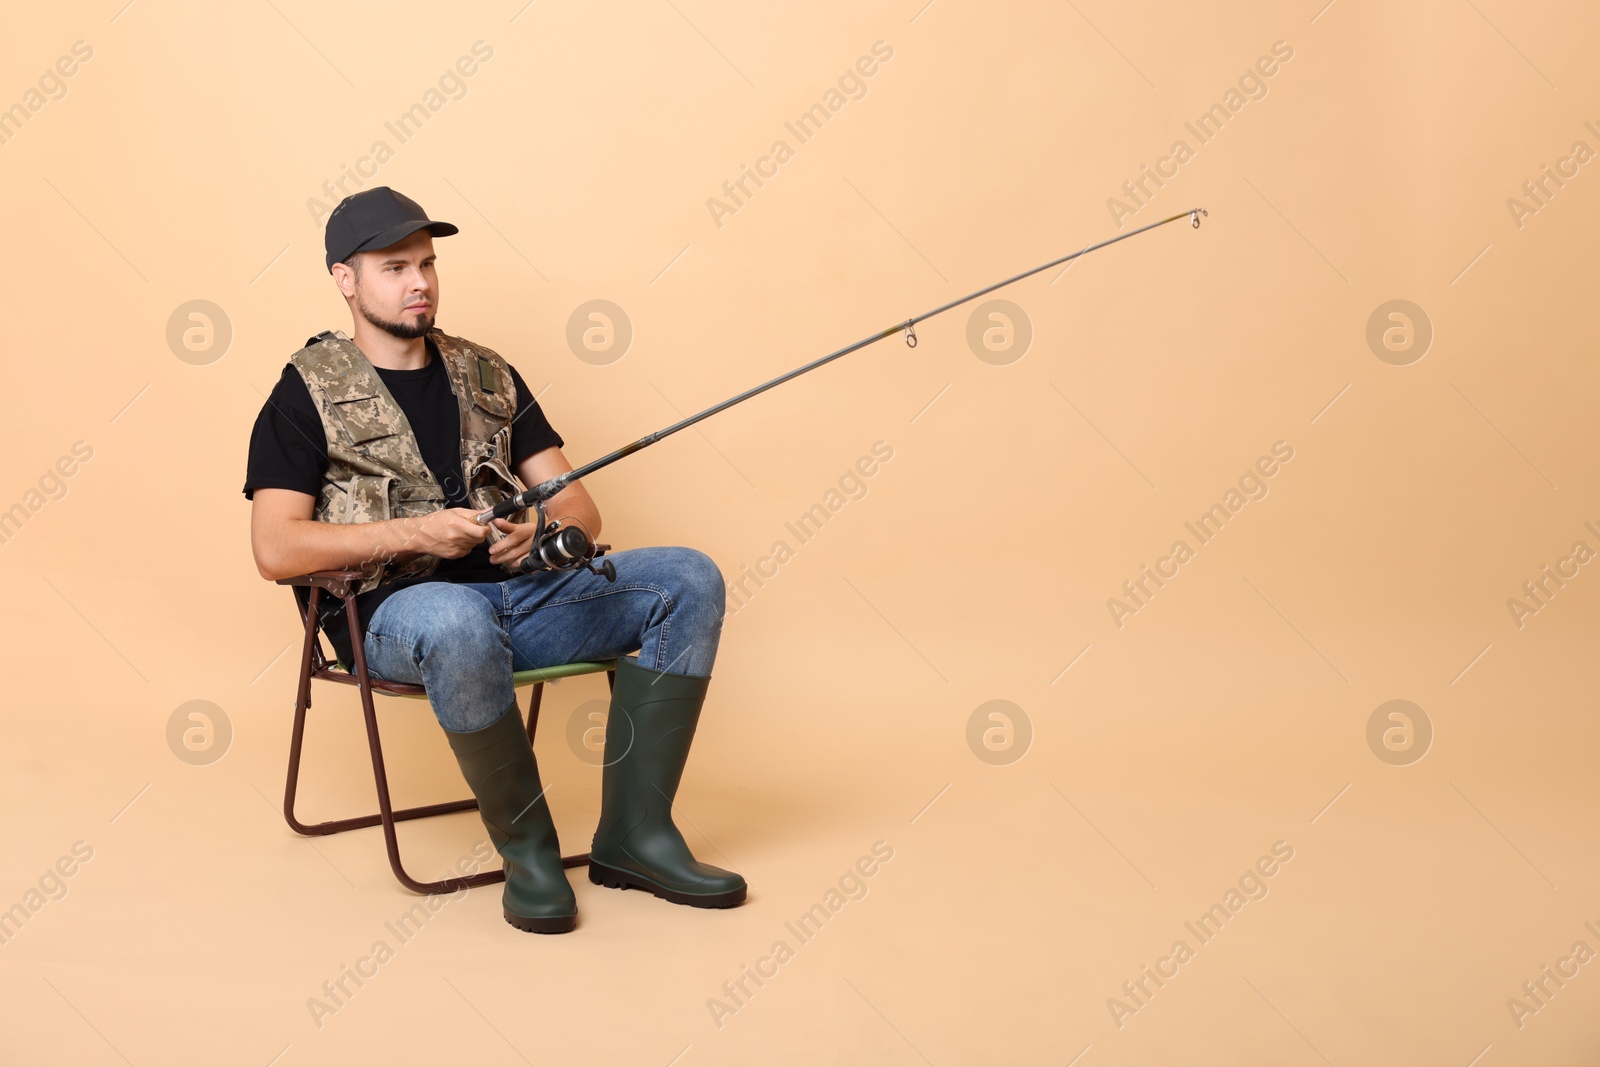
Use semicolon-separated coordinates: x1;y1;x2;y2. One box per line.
503;583;677;670
503;583;675;617
655;617;672;670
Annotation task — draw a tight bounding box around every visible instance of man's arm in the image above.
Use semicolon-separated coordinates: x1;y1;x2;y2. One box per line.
250;488;490;581
518;445;601;535
251;447;598;579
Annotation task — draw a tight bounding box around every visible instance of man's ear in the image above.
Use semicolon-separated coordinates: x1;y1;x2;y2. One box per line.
331;259;357;298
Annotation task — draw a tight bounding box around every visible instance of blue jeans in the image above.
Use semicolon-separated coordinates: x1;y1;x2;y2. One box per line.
363;546;725;733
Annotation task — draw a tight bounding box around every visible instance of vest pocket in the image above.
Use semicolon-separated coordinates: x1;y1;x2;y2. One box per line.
383;481;446;584
463;456;525;573
391;483;447;519
471;385;512;419
331;394;398;446
463;454;522;513
462;394;512;442
341;476;445;587
344;473;396;524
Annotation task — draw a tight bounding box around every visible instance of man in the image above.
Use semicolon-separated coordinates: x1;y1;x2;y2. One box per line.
243;186;745;934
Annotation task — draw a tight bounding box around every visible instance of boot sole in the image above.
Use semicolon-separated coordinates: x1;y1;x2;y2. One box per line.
504;909;577;934
587;859;747;908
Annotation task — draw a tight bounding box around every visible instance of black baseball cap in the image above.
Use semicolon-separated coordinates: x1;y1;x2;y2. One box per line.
324;186;458;272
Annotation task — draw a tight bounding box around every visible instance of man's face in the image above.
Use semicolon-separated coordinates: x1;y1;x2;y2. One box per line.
341;230;439;340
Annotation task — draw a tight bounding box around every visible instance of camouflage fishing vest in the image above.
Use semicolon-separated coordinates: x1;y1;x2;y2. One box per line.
290;327;527;595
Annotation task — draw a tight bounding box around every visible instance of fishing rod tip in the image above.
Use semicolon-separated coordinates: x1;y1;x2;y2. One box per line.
1189;207;1209;228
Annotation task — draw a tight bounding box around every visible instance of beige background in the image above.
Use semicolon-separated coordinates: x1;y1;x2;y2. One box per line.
2;0;1597;1063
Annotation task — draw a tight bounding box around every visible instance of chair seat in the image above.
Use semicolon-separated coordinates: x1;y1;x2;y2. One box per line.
328;659;618;700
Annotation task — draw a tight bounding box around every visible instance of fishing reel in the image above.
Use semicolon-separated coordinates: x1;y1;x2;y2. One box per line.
514;501;615;581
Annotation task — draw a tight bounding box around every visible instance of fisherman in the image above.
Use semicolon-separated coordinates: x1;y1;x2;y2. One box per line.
243;186;746;933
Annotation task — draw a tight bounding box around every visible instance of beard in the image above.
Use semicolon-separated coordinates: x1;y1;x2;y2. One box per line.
356;292;436;340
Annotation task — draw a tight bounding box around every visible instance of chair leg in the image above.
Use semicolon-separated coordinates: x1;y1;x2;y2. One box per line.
524;680;544;743
282;601;486;841
283;588;326;838
347;615;511;895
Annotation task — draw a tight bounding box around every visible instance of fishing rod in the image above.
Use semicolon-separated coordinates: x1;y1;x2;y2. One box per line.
481;206;1208;576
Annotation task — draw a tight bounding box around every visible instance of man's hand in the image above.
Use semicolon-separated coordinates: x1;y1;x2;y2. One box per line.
408;508;492;559
487;517;538;569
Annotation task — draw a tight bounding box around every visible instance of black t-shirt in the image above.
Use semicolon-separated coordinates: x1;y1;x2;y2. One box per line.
243;336;563;664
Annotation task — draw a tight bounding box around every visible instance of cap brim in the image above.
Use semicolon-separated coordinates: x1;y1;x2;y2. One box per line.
350;219;459;259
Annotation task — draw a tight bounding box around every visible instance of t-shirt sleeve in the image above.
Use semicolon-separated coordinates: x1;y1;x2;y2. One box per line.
507;362;565;465
243;364;329;500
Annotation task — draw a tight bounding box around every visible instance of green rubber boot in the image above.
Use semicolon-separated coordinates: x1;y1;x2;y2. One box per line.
588;659;747;908
445;704;578;933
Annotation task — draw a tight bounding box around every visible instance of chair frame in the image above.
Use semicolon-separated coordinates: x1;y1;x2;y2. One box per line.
277;570;614;895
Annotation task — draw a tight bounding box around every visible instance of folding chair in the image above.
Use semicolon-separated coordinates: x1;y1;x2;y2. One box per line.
276;569;616;894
